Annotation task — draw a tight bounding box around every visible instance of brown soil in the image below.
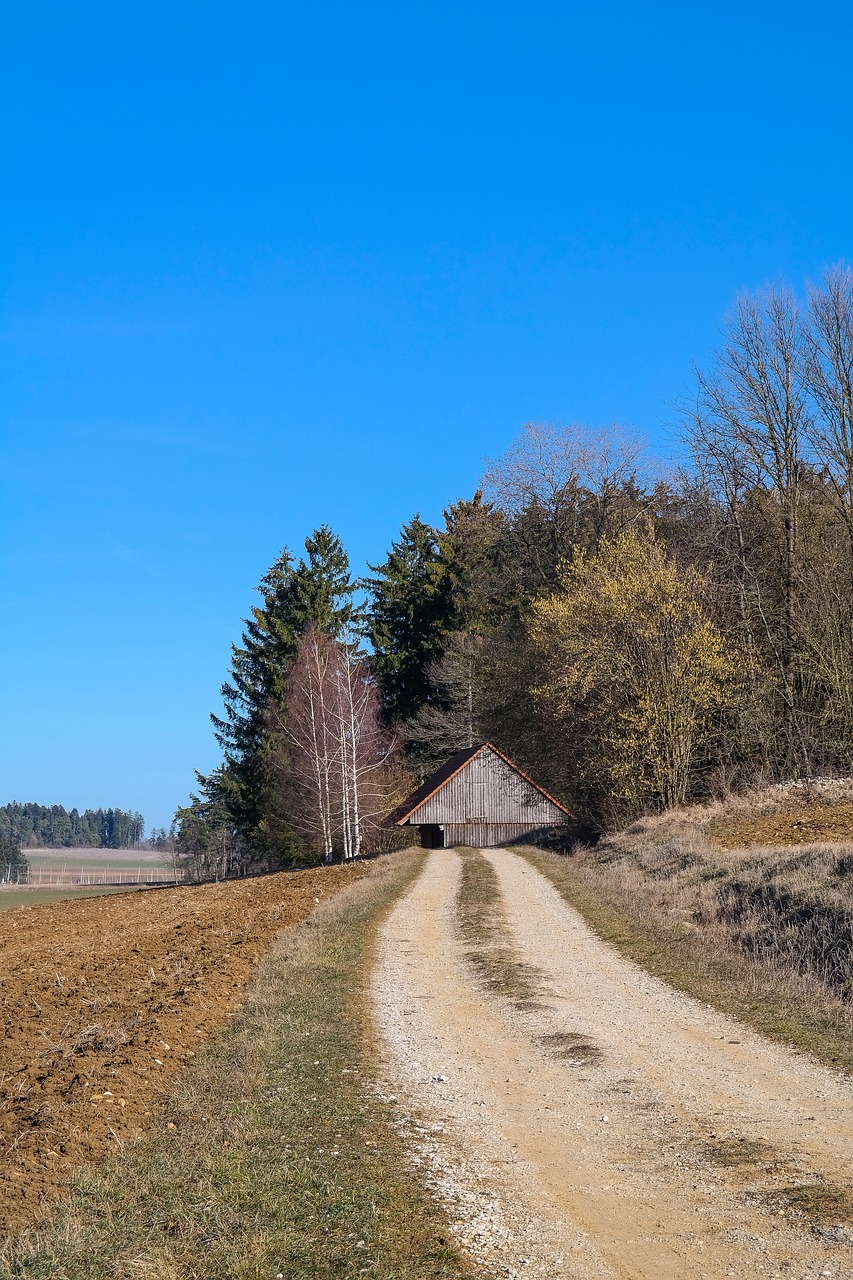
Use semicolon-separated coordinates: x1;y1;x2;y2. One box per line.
0;862;368;1235
711;800;853;848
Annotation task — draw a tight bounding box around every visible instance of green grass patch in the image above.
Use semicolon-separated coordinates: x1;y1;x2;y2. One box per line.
521;847;853;1075
0;851;475;1280
26;854;151;867
0;886;141;910
779;1183;853;1225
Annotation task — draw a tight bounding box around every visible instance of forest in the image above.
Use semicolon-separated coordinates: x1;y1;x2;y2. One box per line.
0;803;145;849
177;267;853;872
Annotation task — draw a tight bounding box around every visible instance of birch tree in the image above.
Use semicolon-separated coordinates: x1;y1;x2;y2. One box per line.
272;626;403;860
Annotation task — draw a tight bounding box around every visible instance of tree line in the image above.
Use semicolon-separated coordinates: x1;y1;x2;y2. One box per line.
0;803;145;849
177;265;853;869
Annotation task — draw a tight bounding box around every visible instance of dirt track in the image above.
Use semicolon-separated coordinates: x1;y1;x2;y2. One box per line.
0;862;368;1233
373;849;853;1279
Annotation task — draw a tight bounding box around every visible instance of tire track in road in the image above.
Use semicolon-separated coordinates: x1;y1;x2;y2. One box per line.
373;848;853;1279
488;848;853;1180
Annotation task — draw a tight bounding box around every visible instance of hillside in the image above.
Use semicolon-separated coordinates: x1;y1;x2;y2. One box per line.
550;780;853;1070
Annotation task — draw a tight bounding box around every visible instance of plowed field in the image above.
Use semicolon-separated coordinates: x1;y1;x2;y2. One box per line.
712;800;853;847
0;862;368;1234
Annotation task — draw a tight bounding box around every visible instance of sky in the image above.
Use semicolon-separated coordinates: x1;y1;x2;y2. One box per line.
2;1;852;830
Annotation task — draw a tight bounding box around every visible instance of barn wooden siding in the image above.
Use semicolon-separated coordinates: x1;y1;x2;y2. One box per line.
412;746;561;828
388;742;571;849
440;822;553;848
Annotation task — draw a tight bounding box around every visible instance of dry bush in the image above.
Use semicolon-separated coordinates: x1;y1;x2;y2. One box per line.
621;777;853;841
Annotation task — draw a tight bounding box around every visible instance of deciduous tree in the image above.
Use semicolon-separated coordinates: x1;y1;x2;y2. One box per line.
531;530;738;816
269;626;404;860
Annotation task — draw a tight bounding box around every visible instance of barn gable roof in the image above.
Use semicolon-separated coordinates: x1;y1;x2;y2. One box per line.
387;742;574;826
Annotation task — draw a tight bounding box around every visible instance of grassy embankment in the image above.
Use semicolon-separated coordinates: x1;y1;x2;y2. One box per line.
0;850;474;1280
521;782;853;1076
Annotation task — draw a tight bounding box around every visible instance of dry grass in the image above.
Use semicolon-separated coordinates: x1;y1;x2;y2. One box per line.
702;1137;773;1168
523;801;853;1074
778;1183;853;1226
535;1031;602;1063
626;776;853;832
0;852;475;1280
456;848;546;1009
588;798;853;1010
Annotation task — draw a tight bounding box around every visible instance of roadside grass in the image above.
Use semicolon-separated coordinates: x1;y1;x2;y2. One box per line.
456;848;545;1010
521;847;853;1075
0;850;475;1280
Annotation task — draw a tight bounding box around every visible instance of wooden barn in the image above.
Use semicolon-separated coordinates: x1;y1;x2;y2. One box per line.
388;742;572;848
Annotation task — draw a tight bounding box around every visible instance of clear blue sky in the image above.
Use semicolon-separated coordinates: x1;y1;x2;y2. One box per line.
2;1;851;830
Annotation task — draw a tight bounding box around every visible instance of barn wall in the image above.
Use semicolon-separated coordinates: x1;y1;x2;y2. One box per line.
439;822;552;848
413;747;563;827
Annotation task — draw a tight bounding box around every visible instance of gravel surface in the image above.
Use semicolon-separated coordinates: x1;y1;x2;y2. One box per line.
372;848;853;1279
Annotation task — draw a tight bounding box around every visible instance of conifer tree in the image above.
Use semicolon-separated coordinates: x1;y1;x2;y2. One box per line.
438;492;507;632
363;515;452;724
0;834;28;881
206;526;356;857
405;495;506;767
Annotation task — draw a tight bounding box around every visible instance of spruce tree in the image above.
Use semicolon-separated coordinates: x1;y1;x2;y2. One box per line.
405;495;507;768
363;515;453;724
207;526;355;858
438;492;507;632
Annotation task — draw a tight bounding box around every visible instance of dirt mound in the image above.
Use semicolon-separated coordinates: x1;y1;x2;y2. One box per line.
0;862;368;1235
711;801;853;849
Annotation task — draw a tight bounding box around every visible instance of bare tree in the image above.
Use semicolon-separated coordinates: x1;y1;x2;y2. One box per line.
407;631;484;772
271;627;403;860
806;264;853;568
481;421;650;591
482;420;646;516
688;284;811;770
681;394;761;690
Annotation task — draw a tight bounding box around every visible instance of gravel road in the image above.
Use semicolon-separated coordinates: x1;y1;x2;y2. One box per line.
372;848;853;1279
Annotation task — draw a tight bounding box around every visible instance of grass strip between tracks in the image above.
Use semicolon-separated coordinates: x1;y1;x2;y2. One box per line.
0;850;475;1280
522;847;853;1078
456;848;545;1009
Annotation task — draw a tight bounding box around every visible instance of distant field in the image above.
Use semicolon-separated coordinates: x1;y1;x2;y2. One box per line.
25;846;165;865
0;886;142;910
15;848;181;887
